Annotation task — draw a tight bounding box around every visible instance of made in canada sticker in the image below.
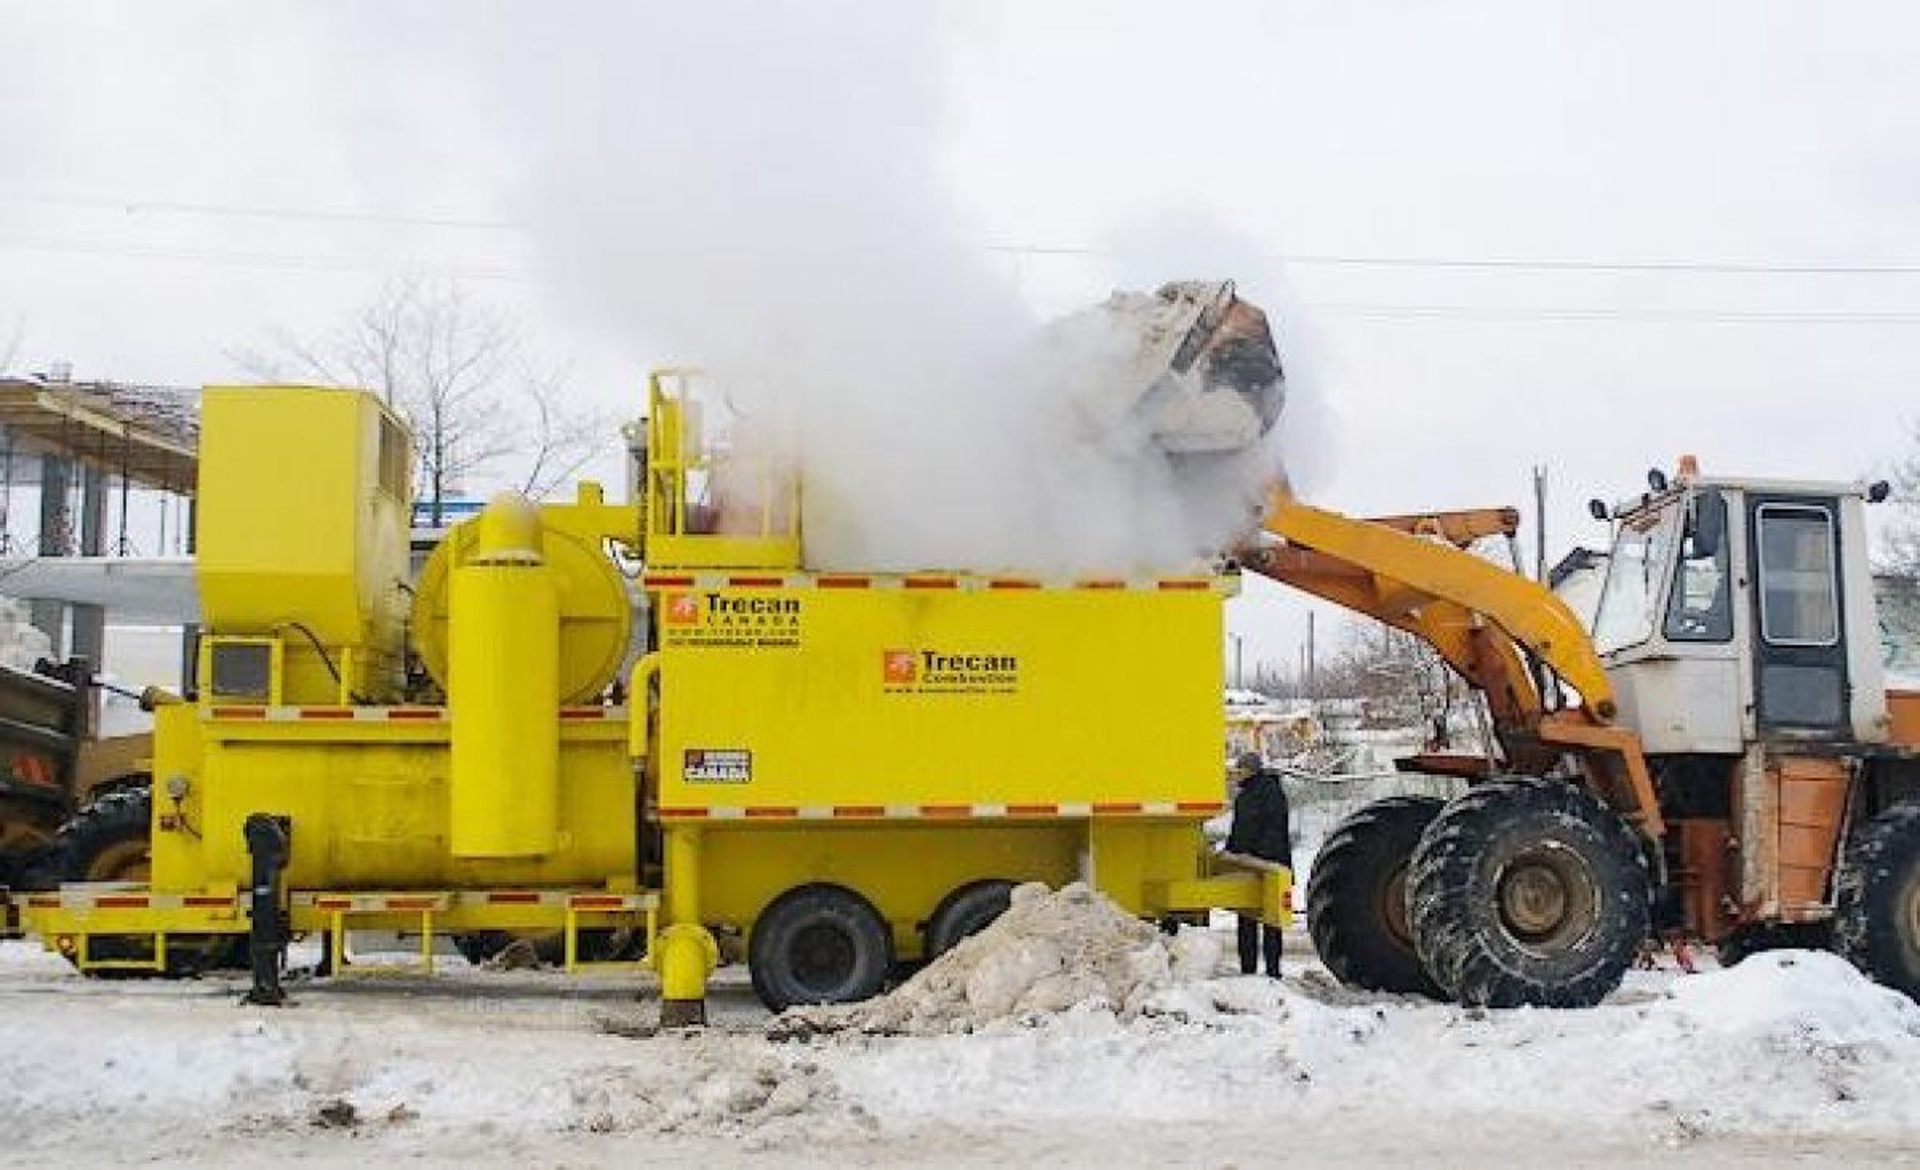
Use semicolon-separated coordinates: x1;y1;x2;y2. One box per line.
683;748;752;784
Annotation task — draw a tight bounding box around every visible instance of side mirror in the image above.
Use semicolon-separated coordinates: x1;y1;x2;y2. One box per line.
1586;498;1609;521
1691;488;1726;558
1868;480;1892;504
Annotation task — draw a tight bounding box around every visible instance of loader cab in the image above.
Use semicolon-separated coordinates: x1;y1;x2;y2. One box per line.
1591;468;1890;753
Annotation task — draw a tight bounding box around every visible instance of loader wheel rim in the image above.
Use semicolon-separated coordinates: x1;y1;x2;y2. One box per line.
1381;865;1413;948
86;840;150;883
791;922;857;995
1495;843;1597;952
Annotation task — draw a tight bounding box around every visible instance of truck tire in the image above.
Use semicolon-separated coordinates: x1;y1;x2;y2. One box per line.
1715;921;1829;968
452;929;636;968
1834;801;1920;1000
749;883;893;1012
1306;796;1446;996
54;786;246;977
925;879;1015;958
59;787;153;883
1408;777;1648;1008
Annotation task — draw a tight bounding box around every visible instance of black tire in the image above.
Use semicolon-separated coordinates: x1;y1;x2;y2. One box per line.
54;786;245;978
1715;921;1830;968
748;883;893;1012
925;879;1015;958
58;786;153;883
1408;777;1649;1008
452;929;637;968
1834;801;1920;999
1307;796;1446;996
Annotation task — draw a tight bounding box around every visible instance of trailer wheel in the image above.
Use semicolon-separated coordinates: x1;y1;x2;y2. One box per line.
452;929;635;968
1408;777;1648;1008
925;879;1015;958
59;786;152;883
749;884;893;1011
1306;796;1446;996
1834;801;1920;1000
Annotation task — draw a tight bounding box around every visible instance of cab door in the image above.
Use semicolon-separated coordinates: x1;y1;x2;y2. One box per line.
1747;496;1849;737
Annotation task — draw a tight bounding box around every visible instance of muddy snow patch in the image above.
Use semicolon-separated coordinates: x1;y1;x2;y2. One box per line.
773;882;1226;1037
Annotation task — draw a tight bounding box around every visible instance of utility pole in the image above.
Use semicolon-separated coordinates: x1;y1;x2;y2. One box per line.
1232;635;1244;690
1305;611;1317;697
1533;464;1549;582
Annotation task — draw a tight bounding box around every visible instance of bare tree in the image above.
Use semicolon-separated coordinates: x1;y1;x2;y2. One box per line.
1311;620;1462;731
233;279;611;524
1882;421;1920;574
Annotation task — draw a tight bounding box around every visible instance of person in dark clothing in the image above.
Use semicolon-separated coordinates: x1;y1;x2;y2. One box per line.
1226;750;1291;977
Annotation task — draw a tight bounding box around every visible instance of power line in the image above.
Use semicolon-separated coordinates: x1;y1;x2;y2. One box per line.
0;188;516;232
5;190;1916;276
1311;302;1920;325
0;231;531;283
4;229;1920;325
1280;253;1920;277
987;243;1920;277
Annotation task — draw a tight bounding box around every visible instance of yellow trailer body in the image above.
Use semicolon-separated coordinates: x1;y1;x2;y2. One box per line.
638;572;1250;978
649;576;1231;816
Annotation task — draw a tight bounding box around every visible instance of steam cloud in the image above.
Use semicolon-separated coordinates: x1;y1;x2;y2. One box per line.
498;4;1283;574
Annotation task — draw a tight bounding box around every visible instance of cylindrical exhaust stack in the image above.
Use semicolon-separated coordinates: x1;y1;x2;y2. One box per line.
449;494;559;858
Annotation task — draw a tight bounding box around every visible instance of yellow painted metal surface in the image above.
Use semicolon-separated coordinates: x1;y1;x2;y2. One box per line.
650;582;1229;815
197;387;412;704
148;709;635;892
412;498;634;706
449;498;561;857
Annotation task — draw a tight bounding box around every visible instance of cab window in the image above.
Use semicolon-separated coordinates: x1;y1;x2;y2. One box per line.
1664;490;1732;642
1756;504;1839;646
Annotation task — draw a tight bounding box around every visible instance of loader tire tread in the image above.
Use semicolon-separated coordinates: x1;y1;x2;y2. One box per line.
1834;800;1920;1001
1306;796;1446;997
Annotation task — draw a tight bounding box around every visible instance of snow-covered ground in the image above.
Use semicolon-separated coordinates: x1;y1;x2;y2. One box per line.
2;911;1918;1167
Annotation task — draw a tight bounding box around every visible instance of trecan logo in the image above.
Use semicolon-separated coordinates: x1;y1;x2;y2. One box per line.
665;593;701;625
882;650;918;684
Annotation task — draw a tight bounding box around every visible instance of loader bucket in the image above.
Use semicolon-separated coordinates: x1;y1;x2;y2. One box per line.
1117;280;1286;456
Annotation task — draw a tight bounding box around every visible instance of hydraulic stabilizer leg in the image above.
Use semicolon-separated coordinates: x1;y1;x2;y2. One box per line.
242;813;291;1006
656;826;716;1027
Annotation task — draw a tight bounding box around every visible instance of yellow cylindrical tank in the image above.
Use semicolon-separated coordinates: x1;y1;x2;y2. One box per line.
449;495;560;857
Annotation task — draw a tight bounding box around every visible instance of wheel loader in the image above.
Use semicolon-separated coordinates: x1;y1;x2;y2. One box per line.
1241;466;1920;1006
0;658;157;906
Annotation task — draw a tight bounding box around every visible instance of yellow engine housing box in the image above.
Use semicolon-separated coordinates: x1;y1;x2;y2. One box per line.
149;704;635;892
196;386;413;703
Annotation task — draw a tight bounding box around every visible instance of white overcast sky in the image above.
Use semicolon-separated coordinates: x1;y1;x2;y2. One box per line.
3;1;1917;674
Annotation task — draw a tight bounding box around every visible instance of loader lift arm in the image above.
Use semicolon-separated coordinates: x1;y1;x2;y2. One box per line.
1236;492;1664;841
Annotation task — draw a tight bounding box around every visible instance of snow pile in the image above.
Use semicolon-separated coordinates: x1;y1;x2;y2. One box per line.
1666;949;1920;1044
774;882;1225;1037
0;597;52;670
6;940;1920;1161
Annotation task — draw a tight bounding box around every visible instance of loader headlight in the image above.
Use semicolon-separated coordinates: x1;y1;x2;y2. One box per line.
165;775;191;801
